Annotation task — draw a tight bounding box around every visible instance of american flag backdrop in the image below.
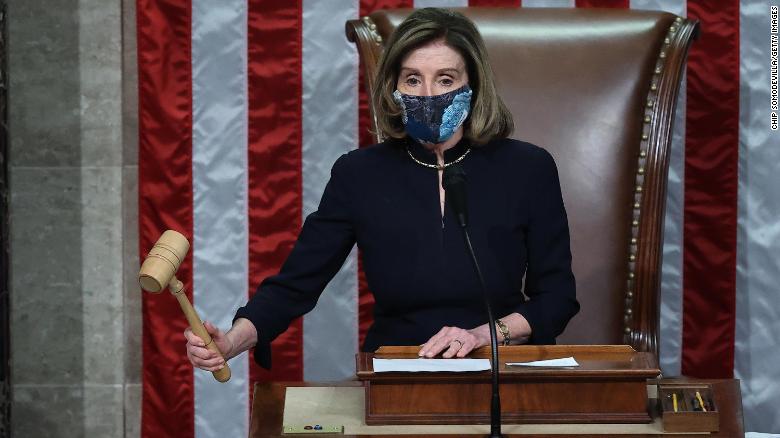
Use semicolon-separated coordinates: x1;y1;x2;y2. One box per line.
136;0;780;436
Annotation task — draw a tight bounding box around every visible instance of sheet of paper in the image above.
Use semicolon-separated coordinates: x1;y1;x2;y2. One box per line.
506;356;579;367
372;358;491;372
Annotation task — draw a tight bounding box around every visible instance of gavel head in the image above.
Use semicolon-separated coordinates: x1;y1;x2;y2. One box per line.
138;230;190;293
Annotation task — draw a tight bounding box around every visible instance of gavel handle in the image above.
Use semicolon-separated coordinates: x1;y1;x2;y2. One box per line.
170;278;231;382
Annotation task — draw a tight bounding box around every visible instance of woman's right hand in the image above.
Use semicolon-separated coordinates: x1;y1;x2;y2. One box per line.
184;321;234;372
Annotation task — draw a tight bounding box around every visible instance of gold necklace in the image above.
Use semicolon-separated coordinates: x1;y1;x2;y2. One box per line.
406;146;470;170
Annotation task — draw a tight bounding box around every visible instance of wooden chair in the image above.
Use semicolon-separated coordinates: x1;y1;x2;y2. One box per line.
346;8;698;357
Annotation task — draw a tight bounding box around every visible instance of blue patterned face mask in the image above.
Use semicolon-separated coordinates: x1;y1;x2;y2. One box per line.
393;84;472;146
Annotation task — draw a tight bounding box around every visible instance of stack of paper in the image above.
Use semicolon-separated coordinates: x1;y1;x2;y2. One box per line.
505;356;579;367
372;358;491;372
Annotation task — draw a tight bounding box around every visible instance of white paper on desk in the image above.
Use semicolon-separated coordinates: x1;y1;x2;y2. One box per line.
372;358;491;372
506;356;579;367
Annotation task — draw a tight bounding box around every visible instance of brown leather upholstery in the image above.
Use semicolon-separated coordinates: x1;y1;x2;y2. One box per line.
347;8;697;357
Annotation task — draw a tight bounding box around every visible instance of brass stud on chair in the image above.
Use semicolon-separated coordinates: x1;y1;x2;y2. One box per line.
655;67;662;74
642;133;649;140
628;272;635;279
624;327;631;334
627;291;633;298
632;219;639;227
640;150;647;158
363;17;383;45
664;38;670;45
644;115;651;123
651;84;657;91
636;185;643;193
626;309;633;316
629;254;636;262
631;237;637;245
638;167;645;175
633;202;641;209
660;51;667;59
647;100;654;107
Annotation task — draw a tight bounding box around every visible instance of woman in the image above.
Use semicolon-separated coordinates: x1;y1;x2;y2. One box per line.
186;8;579;372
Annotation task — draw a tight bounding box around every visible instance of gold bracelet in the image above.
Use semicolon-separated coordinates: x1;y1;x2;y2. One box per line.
496;319;510;346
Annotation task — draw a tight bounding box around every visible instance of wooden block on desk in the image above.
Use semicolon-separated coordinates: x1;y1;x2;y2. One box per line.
659;383;719;433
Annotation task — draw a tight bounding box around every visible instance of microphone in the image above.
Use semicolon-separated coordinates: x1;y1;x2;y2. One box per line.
442;164;503;438
442;163;468;227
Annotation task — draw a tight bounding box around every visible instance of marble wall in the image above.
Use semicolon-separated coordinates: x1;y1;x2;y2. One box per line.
121;0;142;435
8;0;139;436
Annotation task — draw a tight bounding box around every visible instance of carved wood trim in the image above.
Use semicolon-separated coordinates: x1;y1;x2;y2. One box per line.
625;17;700;357
346;16;385;143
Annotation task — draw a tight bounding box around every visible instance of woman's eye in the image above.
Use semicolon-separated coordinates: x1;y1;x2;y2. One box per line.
405;77;420;86
440;78;454;86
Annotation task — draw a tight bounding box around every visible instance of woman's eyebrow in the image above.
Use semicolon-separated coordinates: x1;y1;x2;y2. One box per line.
436;68;461;76
398;67;461;76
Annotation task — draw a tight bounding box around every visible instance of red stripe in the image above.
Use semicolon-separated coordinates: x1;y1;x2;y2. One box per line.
247;0;304;383
469;0;520;6
137;0;194;436
575;0;628;8
681;0;740;378
357;0;414;349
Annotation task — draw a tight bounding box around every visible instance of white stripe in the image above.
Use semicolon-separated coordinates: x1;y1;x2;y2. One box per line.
301;0;361;382
630;0;686;377
627;1;685;15
191;1;249;436
415;0;468;7
735;1;780;433
522;0;575;8
658;72;685;377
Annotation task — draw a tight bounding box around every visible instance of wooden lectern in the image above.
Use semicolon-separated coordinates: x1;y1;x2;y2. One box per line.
357;345;660;425
251;344;744;436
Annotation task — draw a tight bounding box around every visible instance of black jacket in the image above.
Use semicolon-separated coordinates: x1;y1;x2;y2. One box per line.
235;137;579;369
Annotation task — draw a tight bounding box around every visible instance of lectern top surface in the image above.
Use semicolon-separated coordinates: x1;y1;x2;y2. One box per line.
357;345;661;381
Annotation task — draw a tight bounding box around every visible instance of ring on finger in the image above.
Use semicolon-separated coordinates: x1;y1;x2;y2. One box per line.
451;339;464;349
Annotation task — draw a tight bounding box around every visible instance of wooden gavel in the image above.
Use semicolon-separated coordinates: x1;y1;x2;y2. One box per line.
138;230;231;382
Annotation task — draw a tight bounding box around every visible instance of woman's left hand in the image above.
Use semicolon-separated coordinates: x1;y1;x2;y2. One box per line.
418;325;489;358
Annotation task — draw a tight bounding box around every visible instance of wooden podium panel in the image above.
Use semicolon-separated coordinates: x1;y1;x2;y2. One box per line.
356;345;661;425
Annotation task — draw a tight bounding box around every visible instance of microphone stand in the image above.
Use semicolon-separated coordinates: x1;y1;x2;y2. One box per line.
443;163;503;438
457;217;504;438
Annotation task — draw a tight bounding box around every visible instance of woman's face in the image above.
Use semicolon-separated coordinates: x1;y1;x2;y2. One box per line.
397;39;469;97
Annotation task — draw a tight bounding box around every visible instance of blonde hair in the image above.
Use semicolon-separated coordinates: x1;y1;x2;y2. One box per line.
372;8;514;145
